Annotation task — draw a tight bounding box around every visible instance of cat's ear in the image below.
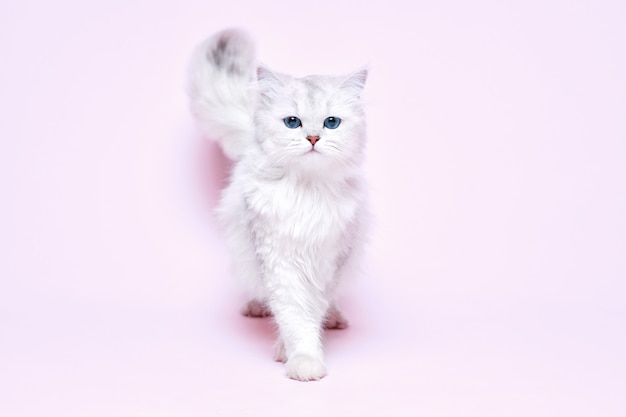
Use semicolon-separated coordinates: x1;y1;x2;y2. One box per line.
256;65;285;87
340;68;368;96
256;65;284;104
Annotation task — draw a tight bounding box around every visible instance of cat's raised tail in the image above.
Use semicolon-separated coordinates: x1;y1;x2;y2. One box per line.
187;29;257;160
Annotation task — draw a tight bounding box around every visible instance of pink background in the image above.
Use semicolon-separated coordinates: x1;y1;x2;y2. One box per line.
1;0;625;416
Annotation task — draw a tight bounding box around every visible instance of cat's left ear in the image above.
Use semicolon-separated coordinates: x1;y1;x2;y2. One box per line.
340;68;368;96
256;65;285;104
257;65;283;84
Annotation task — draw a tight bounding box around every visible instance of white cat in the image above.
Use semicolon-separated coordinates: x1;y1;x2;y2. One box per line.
187;29;368;381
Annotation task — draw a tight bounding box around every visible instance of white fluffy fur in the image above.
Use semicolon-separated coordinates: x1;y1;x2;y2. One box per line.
188;29;368;381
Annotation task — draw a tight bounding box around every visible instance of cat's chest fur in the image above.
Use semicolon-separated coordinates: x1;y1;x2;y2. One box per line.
243;174;361;246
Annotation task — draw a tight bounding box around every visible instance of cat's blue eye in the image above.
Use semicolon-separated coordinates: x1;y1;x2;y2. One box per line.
283;116;302;129
324;116;341;129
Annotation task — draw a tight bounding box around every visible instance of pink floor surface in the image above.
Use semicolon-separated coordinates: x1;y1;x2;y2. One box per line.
2;1;625;416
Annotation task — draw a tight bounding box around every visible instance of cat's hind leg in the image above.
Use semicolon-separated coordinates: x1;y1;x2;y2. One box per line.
240;298;272;317
324;305;349;329
273;337;287;363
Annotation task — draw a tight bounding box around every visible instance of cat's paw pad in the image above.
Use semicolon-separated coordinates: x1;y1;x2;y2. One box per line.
324;308;349;329
240;299;272;317
285;355;327;381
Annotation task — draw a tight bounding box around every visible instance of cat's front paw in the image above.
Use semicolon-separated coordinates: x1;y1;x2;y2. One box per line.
285;354;327;381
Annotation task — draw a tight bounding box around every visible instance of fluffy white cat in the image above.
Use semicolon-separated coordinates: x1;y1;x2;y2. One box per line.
187;29;368;381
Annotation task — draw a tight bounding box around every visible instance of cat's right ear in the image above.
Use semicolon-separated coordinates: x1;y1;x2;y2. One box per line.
256;65;283;104
340;68;368;97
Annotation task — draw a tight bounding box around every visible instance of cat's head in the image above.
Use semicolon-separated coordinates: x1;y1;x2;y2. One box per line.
253;66;367;178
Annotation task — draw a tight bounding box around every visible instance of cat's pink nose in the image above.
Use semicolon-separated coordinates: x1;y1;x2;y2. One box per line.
307;135;320;146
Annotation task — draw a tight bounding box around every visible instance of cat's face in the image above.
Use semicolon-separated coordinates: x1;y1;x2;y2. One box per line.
254;68;367;176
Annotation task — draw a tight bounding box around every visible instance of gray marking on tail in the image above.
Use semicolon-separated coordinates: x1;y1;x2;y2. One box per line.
208;32;245;75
